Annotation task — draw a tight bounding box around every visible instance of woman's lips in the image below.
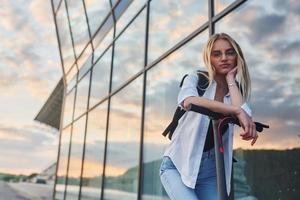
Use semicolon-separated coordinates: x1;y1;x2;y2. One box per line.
219;64;230;68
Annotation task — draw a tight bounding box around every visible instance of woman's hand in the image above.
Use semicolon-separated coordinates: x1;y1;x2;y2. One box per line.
183;97;194;111
236;108;258;145
226;66;238;83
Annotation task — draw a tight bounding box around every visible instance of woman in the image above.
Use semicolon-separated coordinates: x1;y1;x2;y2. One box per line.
160;33;257;200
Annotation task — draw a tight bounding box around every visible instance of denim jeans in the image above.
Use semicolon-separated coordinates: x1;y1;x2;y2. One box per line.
160;149;217;200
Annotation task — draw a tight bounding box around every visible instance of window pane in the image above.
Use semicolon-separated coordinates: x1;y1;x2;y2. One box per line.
53;0;62;12
214;0;236;14
66;65;78;93
148;0;208;63
80;102;108;200
74;72;91;119
63;88;76;127
103;76;143;199
112;9;146;90
215;0;300;199
55;126;72;200
142;31;208;199
89;48;112;108
78;44;93;80
84;0;111;36
65;115;86;200
56;0;75;73
115;0;145;35
66;0;90;57
93;28;113;62
92;15;114;51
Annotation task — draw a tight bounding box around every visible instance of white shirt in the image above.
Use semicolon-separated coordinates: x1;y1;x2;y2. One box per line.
163;70;252;195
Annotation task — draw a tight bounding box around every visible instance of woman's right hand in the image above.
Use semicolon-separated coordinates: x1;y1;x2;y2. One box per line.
183;97;194;111
236;108;258;145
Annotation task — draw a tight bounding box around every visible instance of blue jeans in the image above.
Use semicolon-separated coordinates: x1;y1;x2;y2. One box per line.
160;149;217;200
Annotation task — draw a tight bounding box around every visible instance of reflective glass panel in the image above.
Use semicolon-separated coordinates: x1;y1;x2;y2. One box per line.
56;0;75;74
53;0;62;13
214;0;236;14
55;126;71;200
115;0;143;35
65;115;87;200
103;76;143;200
92;15;114;51
63;88;76;127
78;44;93;80
89;48;112;108
66;0;90;57
215;0;300;199
74;72;90;120
84;0;111;36
66;65;78;93
93;28;113;62
112;9;146;90
80;102;108;200
148;0;208;63
142;31;208;199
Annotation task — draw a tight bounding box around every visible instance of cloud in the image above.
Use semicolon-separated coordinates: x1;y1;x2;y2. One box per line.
0;0;61;100
274;0;300;15
0;123;58;175
247;13;286;44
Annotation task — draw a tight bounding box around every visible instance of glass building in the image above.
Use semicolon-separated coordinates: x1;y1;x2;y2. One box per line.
39;0;300;199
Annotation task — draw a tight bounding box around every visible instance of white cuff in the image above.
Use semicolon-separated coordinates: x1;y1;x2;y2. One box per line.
241;103;252;117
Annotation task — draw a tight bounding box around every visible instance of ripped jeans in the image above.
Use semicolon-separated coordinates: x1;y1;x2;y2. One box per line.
160;149;217;200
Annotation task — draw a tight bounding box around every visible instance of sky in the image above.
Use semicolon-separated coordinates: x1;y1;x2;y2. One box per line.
0;0;61;175
0;0;299;177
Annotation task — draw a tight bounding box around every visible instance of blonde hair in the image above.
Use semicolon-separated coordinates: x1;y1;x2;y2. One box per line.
203;33;251;102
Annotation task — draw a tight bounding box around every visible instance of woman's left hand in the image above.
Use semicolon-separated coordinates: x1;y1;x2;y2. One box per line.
226;66;238;82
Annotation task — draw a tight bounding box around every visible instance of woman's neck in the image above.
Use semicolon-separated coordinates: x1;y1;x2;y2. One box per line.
214;74;228;95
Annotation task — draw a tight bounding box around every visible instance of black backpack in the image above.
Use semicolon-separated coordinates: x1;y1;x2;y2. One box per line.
162;70;209;140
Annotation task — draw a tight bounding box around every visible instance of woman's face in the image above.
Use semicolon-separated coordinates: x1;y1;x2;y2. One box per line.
210;39;237;75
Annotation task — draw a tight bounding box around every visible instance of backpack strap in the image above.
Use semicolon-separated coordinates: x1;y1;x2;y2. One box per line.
196;70;209;96
162;71;209;140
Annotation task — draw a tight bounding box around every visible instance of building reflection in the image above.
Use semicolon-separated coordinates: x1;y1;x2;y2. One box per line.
39;0;300;199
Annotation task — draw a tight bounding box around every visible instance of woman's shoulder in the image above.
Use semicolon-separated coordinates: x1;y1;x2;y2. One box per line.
186;68;208;78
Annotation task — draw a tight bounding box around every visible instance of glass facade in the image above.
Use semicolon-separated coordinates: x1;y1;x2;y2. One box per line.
52;0;300;199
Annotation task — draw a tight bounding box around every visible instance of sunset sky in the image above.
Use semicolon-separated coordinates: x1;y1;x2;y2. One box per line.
0;0;299;176
0;0;61;175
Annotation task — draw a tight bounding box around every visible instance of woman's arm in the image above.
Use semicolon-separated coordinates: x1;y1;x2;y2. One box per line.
226;67;243;107
225;67;257;145
183;96;241;115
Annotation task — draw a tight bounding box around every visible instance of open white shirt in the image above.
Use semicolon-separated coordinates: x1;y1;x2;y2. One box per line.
163;70;252;195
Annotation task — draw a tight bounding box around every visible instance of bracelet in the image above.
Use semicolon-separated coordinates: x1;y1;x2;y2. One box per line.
228;82;235;87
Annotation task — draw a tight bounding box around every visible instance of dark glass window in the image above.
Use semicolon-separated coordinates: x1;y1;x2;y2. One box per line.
74;72;90;119
63;88;76;128
112;9;146;90
56;0;75;74
142;31;208;199
103;76;143;199
89;48;112;108
66;0;90;57
55;126;71;200
80;102;108;200
65;115;86;200
148;0;208;63
84;0;111;36
215;0;300;199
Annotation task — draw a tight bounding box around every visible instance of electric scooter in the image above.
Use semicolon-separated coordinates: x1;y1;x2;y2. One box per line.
190;104;269;200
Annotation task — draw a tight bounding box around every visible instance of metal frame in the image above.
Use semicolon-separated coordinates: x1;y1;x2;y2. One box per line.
51;0;248;199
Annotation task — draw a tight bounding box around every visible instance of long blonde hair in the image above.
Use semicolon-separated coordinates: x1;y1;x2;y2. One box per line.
203;33;251;102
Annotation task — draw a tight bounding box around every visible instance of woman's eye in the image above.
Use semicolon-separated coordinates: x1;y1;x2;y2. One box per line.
212;52;221;57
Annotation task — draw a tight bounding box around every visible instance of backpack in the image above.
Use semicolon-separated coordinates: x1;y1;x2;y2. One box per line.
162;70;209;140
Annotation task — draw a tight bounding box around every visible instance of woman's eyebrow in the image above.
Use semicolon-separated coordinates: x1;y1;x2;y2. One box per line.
212;48;235;52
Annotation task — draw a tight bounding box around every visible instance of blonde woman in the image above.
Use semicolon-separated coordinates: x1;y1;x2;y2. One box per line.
160;33;257;200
